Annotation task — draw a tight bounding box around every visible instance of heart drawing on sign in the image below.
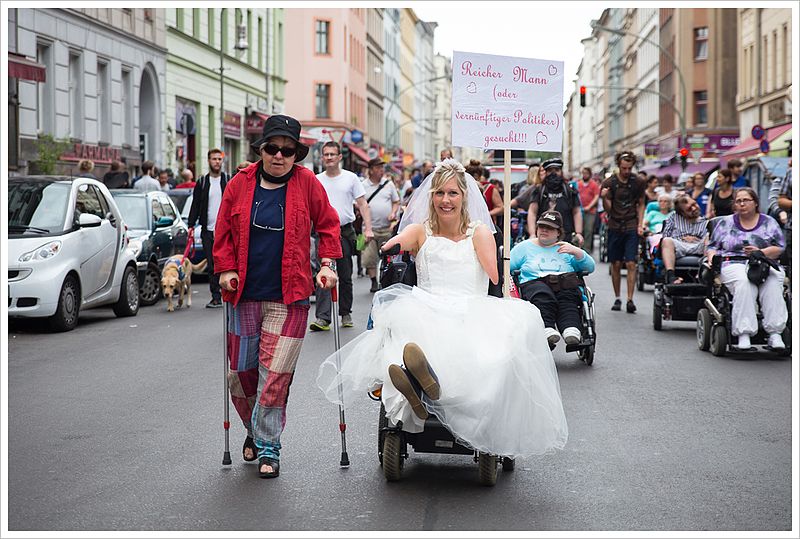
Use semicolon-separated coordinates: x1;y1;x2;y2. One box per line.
548;65;557;76
466;82;477;94
536;131;548;145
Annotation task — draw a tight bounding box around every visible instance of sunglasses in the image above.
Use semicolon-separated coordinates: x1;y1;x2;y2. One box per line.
261;143;297;157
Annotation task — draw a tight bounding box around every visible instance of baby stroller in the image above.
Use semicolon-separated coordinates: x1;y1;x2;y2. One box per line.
696;254;792;357
372;244;514;486
512;270;598;366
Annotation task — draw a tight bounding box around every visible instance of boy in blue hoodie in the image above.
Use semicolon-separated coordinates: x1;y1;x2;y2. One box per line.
510;210;596;347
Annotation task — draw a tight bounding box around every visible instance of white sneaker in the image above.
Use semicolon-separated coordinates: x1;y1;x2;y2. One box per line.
544;327;561;346
767;333;786;350
562;327;582;345
736;334;751;349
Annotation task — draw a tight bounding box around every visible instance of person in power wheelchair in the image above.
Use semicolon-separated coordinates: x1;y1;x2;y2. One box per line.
637;194;675;290
510;210;597;364
699;187;788;354
651;195;709;330
316;160;568;484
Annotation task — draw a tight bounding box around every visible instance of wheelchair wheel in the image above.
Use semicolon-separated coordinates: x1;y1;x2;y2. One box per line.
382;432;404;482
779;326;792;357
652;301;663;331
696;309;712;351
580;344;595;366
478;452;498;486
378;404;388;464
502;457;515;472
710;324;728;357
637;267;645;291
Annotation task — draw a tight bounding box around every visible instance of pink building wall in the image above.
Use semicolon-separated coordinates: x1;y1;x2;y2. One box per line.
284;8;367;132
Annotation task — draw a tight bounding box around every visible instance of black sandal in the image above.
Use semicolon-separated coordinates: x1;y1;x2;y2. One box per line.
242;436;257;462
258;457;280;478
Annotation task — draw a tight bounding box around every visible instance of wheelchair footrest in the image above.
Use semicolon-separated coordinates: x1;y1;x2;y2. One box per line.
565;340;593;353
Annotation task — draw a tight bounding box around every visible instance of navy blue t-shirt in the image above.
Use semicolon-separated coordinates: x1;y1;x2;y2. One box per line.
242;183;286;301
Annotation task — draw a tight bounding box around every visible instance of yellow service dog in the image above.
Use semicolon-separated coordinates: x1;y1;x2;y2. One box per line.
161;256;208;312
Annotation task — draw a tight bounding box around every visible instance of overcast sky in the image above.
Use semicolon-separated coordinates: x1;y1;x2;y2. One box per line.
413;1;600;109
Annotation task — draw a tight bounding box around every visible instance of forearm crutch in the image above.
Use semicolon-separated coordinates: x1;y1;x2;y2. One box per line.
323;276;350;467
222;278;238;466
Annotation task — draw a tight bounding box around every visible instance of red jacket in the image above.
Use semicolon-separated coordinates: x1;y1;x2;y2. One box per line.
213;163;342;306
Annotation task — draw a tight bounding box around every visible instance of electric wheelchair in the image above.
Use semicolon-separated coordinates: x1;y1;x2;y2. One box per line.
695;254;792;357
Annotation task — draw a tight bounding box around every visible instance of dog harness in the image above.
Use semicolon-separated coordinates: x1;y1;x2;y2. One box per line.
166;257;186;281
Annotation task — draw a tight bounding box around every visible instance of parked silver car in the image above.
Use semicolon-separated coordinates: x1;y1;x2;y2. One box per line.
8;176;140;331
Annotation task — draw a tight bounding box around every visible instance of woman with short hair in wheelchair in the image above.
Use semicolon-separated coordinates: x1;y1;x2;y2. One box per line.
642;193;674;254
317;159;568;459
705;187;787;350
510;210;596;348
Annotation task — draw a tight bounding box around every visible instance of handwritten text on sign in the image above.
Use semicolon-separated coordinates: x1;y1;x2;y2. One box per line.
451;51;564;152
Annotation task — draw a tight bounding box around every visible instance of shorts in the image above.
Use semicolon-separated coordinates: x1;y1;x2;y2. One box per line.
607;229;639;263
361;227;393;269
669;237;705;258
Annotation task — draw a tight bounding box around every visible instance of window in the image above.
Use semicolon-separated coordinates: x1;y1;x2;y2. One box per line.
772;30;777;92
36;42;53;134
176;8;184;31
694;90;708;125
208;105;216;147
694;27;708;60
315;83;331;118
121;68;132;145
69;51;83;138
315;19;330;54
151;198;166;222
208;9;215;48
221;9;228;54
783;24;788;87
277;22;284;74
247;10;253;64
97;61;110;142
76;184;105;219
258;16;263;70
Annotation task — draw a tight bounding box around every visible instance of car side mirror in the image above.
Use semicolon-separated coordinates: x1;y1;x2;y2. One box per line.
154;216;175;228
78;213;103;228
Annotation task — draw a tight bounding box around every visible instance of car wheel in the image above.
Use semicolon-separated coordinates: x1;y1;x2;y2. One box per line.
113;265;140;317
139;262;162;306
49;275;80;332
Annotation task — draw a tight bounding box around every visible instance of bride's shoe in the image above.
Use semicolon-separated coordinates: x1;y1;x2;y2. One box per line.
402;342;440;400
388;364;428;420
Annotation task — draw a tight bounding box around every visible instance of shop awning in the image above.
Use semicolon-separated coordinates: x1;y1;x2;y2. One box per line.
655;161;719;179
9;53;46;82
721;123;792;163
345;142;371;165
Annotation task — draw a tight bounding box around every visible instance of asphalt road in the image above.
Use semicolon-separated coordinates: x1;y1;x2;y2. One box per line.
6;261;794;532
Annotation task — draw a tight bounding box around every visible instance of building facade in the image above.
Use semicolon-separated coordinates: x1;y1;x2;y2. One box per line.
414;18;437;162
365;7;385;151
432;53;452;159
9;7;167;177
165;7;285;177
283;7;368;171
382;8;402;170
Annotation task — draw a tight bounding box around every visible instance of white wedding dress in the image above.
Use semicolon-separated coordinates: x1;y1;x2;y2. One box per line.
316;221;568;458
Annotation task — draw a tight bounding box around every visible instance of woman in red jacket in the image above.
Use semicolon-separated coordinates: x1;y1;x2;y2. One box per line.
214;115;342;478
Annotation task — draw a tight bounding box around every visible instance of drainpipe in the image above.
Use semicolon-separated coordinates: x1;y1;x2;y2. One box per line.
265;9;272;114
756;8;762;126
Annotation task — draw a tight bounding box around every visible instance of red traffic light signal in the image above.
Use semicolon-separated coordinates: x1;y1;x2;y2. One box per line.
679;147;689;157
579;85;586;107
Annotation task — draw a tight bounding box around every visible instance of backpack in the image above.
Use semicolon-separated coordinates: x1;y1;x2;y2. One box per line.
609;175;644;208
538;182;578;213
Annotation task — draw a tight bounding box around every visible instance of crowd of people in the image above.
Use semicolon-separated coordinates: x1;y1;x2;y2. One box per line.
74;157;201;192
130;111;787;481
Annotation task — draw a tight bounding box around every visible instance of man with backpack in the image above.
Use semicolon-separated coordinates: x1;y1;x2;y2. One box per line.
362;158;400;292
526;157;583;246
600;150;646;313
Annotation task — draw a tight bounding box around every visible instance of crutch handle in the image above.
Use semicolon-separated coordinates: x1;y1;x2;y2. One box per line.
230;278;238;291
321;276;338;302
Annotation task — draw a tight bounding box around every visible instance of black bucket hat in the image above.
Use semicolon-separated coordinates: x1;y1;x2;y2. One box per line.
251;114;309;161
542;157;564;170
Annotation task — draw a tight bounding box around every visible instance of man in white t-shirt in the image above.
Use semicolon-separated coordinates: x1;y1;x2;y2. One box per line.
187;148;229;308
362;158;399;292
310;141;373;330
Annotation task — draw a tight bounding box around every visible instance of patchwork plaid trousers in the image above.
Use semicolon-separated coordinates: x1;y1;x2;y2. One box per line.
227;299;310;460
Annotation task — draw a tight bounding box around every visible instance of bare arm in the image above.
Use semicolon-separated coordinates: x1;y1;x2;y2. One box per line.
489;187;504;217
381;223;424;254
473;224;499;284
527;201;538;237
355;196;373;239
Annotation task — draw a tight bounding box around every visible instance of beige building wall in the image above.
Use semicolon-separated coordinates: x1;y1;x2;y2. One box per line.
737;8;792;138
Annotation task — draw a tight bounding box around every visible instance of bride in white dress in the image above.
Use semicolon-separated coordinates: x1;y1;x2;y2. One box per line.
317;159;567;458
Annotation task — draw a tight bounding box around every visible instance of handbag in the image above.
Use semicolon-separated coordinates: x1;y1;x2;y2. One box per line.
356;233;367;251
746;251;776;285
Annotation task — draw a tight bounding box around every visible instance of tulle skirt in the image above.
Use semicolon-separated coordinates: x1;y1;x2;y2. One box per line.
316;284;568;458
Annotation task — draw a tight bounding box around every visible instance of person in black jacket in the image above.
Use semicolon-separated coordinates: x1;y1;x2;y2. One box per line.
187;148;230;308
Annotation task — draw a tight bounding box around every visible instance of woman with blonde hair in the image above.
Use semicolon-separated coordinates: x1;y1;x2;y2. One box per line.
317;159;567;459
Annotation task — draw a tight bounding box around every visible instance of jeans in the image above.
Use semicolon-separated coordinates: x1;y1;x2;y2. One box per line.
202;228;221;301
315;224;355;321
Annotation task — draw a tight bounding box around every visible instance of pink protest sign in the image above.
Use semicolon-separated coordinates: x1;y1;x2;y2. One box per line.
451;51;564;152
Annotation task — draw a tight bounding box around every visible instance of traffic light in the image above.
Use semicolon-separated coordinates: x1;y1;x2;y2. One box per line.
579;86;586;107
679;147;689;170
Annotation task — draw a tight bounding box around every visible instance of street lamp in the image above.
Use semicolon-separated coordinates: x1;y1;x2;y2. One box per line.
591;22;688;155
219;22;248;173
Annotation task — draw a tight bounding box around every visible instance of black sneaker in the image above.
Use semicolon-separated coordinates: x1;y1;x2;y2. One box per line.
369;280;380;293
611;299;622;311
626;300;637;313
206;299;223;309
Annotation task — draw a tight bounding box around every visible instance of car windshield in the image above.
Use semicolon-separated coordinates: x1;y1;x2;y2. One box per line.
113;196;149;230
8;180;71;236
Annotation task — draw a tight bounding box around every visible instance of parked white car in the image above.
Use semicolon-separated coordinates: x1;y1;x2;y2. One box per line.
8;176;140;331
